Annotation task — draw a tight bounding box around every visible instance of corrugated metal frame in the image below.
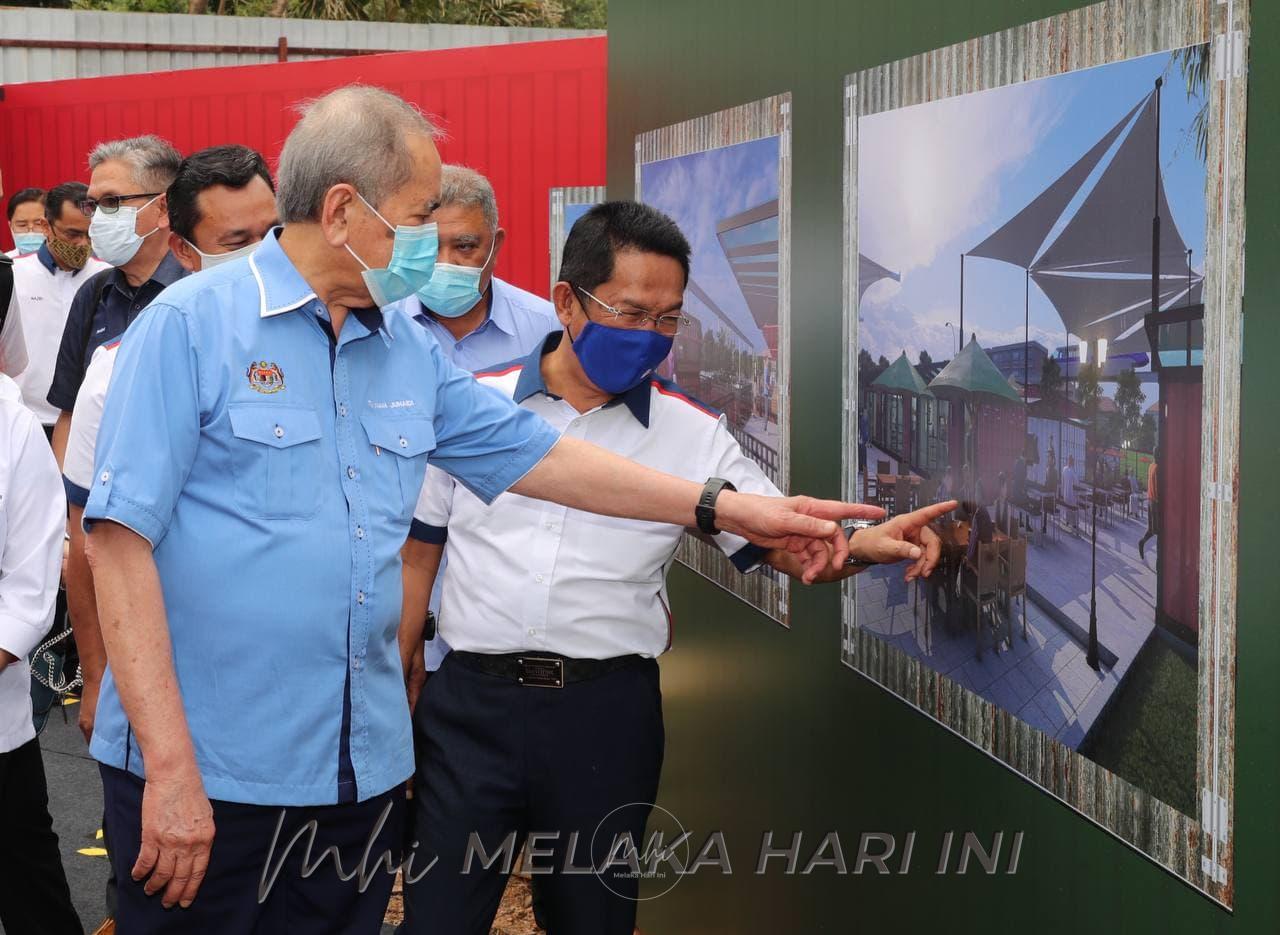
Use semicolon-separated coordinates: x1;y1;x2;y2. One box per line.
547;184;605;292
0;8;602;83
0;36;607;298
839;0;1247;909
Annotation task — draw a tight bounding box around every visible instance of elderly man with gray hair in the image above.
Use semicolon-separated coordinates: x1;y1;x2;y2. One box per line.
83;84;890;932
47;134;185;464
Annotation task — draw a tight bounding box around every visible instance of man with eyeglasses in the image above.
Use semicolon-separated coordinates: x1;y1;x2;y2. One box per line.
7;187;48;257
10;181;111;439
45;135;185;466
398;201;953;934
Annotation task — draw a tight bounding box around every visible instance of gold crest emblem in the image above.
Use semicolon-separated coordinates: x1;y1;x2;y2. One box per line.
247;360;285;394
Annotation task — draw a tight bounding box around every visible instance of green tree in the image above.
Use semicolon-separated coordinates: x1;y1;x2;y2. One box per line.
1172;42;1211;164
1114;367;1147;449
67;0;606;27
918;349;933;368
1039;354;1062;408
1075;361;1101;417
1136;412;1158;455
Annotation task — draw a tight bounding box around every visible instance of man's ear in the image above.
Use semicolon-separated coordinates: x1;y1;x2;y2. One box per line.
168;232;200;273
154;193;170;231
552;281;579;326
320;184;357;248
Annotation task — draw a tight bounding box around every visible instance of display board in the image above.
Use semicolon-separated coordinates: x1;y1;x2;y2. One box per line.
549;185;607;292
841;0;1246;907
636;94;793;625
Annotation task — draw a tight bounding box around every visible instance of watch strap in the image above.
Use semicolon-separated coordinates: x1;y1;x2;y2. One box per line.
695;477;737;535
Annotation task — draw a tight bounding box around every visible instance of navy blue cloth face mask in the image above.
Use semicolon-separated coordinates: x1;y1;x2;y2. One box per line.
570;288;674;394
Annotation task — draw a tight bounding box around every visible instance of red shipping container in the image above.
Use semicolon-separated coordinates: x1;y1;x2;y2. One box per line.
0;36;607;297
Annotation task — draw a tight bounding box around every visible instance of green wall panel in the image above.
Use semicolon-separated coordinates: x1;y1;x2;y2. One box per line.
606;1;1277;931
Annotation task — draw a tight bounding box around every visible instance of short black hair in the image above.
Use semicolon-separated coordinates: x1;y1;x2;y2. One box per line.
557;201;691;294
167;144;274;243
7;187;45;221
44;182;88;225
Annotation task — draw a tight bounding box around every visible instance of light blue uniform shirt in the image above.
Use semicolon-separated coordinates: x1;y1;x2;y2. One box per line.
84;231;559;806
407;277;559;670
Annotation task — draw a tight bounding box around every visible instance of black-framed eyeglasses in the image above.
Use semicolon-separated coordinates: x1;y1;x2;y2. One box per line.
77;192;162;217
576;286;691;336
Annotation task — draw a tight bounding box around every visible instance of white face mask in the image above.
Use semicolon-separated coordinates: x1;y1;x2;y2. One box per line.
88;195;161;267
184;238;258;270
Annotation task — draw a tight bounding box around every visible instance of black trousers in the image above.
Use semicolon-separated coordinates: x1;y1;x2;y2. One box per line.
0;738;83;935
100;764;404;934
403;652;665;935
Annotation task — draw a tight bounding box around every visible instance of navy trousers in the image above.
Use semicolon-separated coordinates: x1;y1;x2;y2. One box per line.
402;652;665;935
100;764;404;934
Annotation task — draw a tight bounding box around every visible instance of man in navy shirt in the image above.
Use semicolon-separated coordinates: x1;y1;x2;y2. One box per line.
46;134;184;465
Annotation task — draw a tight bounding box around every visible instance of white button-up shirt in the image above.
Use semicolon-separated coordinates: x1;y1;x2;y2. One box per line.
411;333;779;660
0;374;66;753
10;247;110;424
61;339;118;507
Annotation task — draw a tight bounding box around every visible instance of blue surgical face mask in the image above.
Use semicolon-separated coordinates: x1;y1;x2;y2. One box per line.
344;192;438;307
417;234;497;318
12;230;46;254
569;317;674;395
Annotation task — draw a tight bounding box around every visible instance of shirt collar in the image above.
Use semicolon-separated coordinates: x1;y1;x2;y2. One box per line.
36;242;57;274
513;331;652;428
105;250;186;294
249;228;319;318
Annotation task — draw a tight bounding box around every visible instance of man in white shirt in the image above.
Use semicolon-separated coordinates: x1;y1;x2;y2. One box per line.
401;164;561;677
11;181;110;435
398;202;953;934
0;254;29;378
1061;452;1080;529
0;373;82;935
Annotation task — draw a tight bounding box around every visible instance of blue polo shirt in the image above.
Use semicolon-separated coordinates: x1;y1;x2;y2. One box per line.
46;251;186;413
83;230;560;806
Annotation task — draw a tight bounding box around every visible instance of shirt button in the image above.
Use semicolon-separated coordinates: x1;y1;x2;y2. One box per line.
100;470;110;483
273;425;284;439
399;436;408;448
356;591;365;605
356;526;364;539
347;466;356;480
339;405;348;417
528;628;536;636
544;522;555;531
535;574;544;583
353;658;362;670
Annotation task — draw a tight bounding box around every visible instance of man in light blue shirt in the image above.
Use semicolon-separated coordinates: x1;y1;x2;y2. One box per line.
82;86;875;933
399;165;559;674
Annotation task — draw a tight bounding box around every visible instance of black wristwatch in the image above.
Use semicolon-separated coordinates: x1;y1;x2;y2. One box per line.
695;477;737;535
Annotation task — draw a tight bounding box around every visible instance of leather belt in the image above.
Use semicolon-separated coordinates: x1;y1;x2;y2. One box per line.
449;650;646;688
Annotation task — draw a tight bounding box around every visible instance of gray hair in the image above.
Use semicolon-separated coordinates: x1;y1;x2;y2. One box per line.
439;165;498;229
276;85;440;223
88;135;182;192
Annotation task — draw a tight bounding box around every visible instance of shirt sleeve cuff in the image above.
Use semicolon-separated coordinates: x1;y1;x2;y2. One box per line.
0;612;46;661
83;472;162;547
63;475;90;508
465;420;560;506
729;542;769;574
408;520;448;545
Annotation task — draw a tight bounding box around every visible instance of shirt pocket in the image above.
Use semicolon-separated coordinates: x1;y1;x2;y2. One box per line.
359;413;436;523
227;403;324;520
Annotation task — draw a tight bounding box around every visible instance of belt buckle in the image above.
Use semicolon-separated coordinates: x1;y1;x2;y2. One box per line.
517;655;564;688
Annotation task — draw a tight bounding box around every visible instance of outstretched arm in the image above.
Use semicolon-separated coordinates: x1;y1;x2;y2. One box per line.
510;436;880;583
